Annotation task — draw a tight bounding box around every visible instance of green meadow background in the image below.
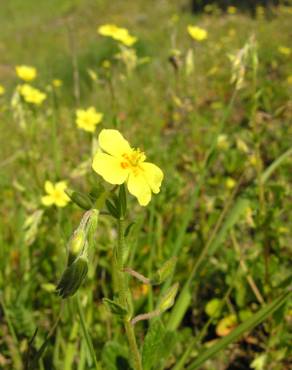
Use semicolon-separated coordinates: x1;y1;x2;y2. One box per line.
0;1;291;369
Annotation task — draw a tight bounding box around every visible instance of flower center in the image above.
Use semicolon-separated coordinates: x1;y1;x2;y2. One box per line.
53;190;63;201
121;148;146;169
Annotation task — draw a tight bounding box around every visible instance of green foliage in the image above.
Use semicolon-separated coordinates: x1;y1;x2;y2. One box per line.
0;0;291;369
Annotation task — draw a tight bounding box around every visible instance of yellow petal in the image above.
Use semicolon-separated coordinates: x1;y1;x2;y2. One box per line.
55;181;67;192
92;152;129;184
55;197;69;207
98;129;131;157
41;195;54;206
141;162;163;194
127;172;151;206
45;181;54;194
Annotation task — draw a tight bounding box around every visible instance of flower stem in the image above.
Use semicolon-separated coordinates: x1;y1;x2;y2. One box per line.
116;217;143;370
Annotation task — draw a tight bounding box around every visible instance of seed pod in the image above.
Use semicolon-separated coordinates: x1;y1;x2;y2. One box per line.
56;256;88;299
158;283;179;313
152;257;177;285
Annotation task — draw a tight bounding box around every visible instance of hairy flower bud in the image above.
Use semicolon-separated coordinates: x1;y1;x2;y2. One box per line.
158;283;179;313
56;256;88;299
152;257;177;285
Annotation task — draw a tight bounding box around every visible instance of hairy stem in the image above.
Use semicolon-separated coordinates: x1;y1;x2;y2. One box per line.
116;217;143;370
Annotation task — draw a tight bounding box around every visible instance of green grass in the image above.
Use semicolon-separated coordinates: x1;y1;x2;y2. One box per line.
0;1;291;369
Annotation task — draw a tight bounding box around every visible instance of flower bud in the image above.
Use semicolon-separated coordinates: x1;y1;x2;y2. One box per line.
56;256;88;299
152;257;177;285
66;189;93;210
67;229;87;265
70;230;86;255
103;298;128;316
158;283;179;313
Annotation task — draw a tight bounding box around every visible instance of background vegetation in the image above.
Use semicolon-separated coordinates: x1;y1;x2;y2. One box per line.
0;0;291;369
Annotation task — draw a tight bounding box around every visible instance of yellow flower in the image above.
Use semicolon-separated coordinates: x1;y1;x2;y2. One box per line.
256;5;265;18
216;314;237;337
102;60;111;69
41;181;70;207
278;46;291;56
287;75;292;85
227;6;237;14
225;177;236;189
97;24;137;46
236;138;249;153
0;84;5;96
76;107;103;133
216;134;229;150
15;65;37;82
92;129;163;206
187;26;208;41
52;79;63;88
18;84;47;105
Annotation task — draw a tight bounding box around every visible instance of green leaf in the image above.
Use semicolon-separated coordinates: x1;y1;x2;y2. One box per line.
142;319;166;370
207;197;249;255
186;291;291;370
260;147;292;184
102;341;130;370
205;298;222;318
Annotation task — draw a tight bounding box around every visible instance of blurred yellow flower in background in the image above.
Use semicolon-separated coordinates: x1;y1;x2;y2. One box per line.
225;177;236;189
41;181;70;207
15;65;37;81
236;138;249;153
227;6;237;15
278;46;291;56
102;60;111;69
216;134;230;150
0;84;5;95
76;107;103;132
187;25;208;41
52;79;63;88
97;24;137;46
216;314;237;337
92;129;163;206
18;84;47;105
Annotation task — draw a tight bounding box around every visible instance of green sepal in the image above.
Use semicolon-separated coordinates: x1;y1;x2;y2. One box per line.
103;298;128;316
124;222;135;237
56;256;88;299
106;199;119;219
66;189;93;210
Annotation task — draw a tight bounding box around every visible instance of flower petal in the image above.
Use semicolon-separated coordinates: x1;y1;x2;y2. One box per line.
45;181;54;194
55;181;67;192
98;129;131;157
141;162;163;194
55;197;69;207
127;172;151;206
92;152;129;184
41;195;54;206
